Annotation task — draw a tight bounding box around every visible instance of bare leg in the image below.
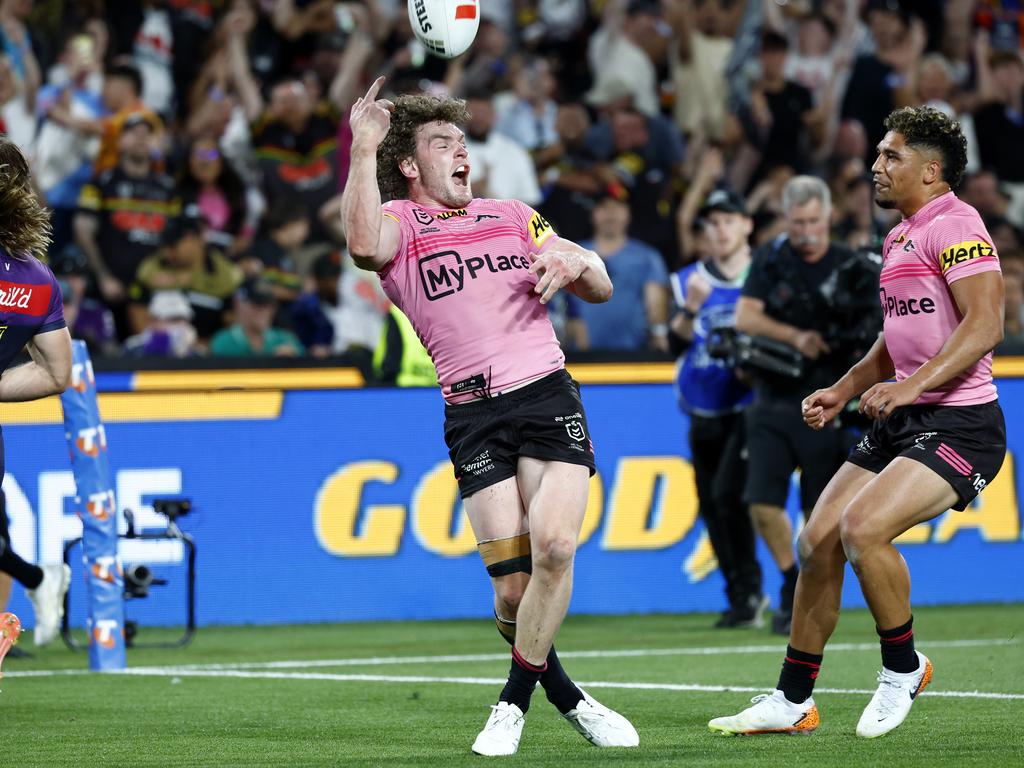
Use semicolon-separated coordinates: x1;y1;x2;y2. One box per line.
840;457;957;629
750;504;795;571
790;463;876;653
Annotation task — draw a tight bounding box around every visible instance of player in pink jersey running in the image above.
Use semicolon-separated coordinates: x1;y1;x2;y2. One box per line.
709;106;1005;739
341;77;638;757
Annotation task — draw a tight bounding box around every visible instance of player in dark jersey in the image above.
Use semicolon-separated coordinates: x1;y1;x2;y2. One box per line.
0;137;73;652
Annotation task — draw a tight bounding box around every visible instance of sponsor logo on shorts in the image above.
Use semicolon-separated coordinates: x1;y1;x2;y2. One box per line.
565;421;586;442
939;240;995;272
912;431;937;450
971;472;987;492
461;450;495;477
855;434;873;454
418;250;531;300
879;287;936;318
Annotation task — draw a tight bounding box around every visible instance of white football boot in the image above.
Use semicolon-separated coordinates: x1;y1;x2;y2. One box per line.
856;651;933;739
708;690;820;735
26;563;71;647
563;689;639;747
471;701;526;756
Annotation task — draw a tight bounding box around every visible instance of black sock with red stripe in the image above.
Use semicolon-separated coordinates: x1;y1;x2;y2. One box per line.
777;645;823;704
878;616;917;673
542;648;585;714
499;646;546;713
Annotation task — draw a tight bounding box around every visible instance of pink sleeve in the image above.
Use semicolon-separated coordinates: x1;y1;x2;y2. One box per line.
510;200;559;256
931;217;1001;286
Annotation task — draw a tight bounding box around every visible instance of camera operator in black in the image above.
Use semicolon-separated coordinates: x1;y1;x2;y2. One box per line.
737;175;873;635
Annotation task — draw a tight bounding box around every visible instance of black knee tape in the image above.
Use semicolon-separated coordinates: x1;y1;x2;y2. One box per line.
478;533;532;577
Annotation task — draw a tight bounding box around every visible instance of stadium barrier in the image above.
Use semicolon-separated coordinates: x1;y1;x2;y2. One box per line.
2;361;1021;628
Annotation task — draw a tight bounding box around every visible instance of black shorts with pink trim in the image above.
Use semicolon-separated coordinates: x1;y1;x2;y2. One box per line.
846;400;1006;510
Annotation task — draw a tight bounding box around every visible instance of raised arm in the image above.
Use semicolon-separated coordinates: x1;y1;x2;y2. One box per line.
0;327;72;402
340;76;402;272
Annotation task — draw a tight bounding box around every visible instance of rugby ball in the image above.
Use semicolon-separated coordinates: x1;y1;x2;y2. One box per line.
407;0;480;59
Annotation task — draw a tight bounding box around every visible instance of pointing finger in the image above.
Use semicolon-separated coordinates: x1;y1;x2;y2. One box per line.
365;75;385;101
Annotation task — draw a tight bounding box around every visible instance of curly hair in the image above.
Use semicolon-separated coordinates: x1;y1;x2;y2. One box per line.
884;106;968;189
376;95;470;202
0;138;51;259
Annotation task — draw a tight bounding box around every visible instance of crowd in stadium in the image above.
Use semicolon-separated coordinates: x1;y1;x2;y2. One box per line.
4;0;1023;361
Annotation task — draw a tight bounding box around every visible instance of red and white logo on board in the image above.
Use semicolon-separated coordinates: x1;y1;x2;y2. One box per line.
0;280;50;315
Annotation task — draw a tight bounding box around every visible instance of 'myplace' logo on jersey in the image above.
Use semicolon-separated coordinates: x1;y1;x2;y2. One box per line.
419;250;530;300
939;240;995;272
0;280;50;315
880;287;936;318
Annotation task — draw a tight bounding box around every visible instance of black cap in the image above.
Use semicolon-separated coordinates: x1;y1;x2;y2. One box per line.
50;243;90;276
236;277;275;305
162;204;206;246
699;188;749;218
626;0;660;16
312;251;342;280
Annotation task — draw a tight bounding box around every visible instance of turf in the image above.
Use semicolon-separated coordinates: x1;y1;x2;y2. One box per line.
2;604;1022;767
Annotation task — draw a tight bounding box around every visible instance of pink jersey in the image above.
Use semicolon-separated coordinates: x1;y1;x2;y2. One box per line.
378;197;565;402
880;191;1001;406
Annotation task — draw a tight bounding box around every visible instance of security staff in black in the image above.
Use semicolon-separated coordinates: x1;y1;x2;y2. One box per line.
736;175;877;635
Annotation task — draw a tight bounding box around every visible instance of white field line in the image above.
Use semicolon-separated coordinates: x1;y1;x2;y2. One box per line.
10;667;1023;701
82;637;1017;672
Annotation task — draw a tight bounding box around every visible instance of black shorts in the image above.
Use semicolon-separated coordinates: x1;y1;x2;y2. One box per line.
745;394;851;511
443;369;597;499
846;400;1006;511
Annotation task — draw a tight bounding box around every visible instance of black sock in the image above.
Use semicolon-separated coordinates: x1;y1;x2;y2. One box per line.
0;547;43;589
878;616;918;673
499;647;545;713
780;565;799;612
541;647;585;714
777;645;823;704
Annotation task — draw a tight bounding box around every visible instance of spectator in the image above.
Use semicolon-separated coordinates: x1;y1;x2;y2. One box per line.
34;33;105;255
960;169;1011;220
74;111;178;336
566;187;670;352
124;291;201;358
210;277;305;356
291;250;341;358
464;91;541;205
128;207;242;343
972;43;1024;225
372;306;438;387
94;62;162;174
586;0;661;118
494;56;558;154
51;244;118;357
245;198;307;306
537;102;603;244
0;0;40;148
1003;270;1024;346
177;134;252;255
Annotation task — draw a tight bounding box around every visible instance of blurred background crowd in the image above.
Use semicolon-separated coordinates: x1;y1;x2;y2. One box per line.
4;0;1024;365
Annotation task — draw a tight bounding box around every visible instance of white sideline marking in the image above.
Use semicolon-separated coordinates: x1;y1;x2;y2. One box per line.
85;668;1024;700
110;637;1018;672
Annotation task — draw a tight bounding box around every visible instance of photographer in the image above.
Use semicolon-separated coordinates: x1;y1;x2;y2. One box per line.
736;175;878;635
670;190;764;629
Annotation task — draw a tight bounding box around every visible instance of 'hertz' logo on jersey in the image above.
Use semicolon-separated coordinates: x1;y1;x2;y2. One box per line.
880;287;937;318
437;209;468;220
939;240;995;272
529;212;553;248
418;250;531;300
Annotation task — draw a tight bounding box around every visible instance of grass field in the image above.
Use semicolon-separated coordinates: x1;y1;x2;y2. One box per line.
2;604;1022;767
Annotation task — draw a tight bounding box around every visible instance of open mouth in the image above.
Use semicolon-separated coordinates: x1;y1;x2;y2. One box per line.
452;164;470;186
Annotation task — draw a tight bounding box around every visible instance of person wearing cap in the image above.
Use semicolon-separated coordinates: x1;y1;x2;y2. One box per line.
74;107;178;337
124;291;201;358
565;185;670;352
670;188;764;629
735;175;867;635
127;205;242;344
51;245;118;357
290;251;342;357
210;278;305;357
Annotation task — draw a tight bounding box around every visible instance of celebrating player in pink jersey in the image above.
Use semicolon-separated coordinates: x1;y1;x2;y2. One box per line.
340;77;637;757
709;106;1005;739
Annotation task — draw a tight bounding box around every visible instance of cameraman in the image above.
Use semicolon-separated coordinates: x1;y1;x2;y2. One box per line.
736;175;861;635
670;190;764;629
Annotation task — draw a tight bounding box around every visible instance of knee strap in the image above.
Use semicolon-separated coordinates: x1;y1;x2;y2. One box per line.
478;533;532;577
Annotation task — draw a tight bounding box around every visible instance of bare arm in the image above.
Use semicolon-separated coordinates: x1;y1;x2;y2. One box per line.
644;280;669;349
0;328;72;402
904;271;1004;394
531;239;613;305
802;332;893;428
340;76;402;272
225;11;264;122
